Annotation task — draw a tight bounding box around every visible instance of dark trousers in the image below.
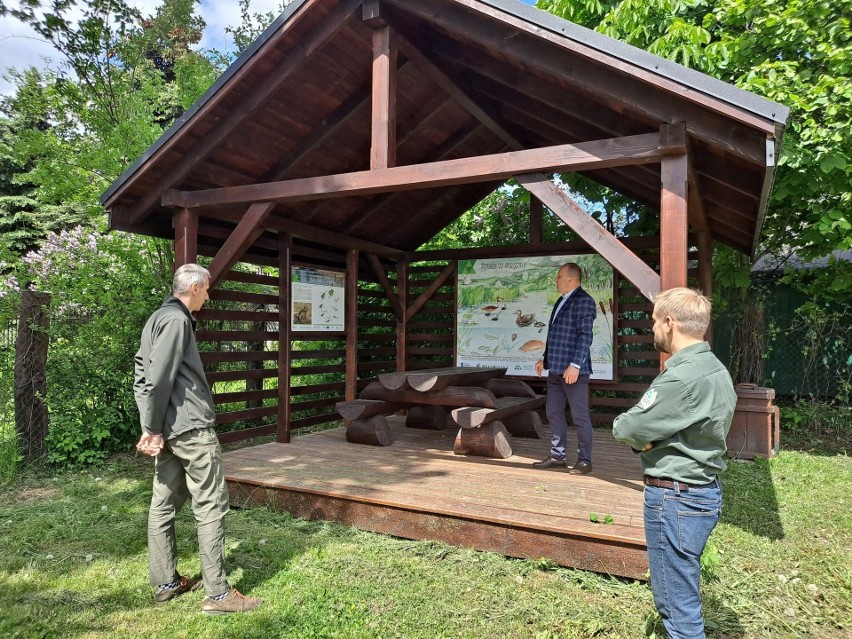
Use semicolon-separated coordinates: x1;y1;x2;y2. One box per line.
545;372;593;462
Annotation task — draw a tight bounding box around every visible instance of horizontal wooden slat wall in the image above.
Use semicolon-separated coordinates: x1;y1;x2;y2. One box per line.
356;274;398;390
406;260;455;371
195;246;281;445
192;235;703;445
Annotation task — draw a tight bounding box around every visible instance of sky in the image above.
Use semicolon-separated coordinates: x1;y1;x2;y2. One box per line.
0;0;539;97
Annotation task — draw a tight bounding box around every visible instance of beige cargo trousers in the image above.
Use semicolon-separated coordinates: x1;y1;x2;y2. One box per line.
148;428;231;597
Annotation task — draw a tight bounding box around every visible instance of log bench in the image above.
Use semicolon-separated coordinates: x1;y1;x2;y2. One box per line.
335;367;544;458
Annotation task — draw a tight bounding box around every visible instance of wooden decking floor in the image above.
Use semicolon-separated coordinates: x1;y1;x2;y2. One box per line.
222;418;649;579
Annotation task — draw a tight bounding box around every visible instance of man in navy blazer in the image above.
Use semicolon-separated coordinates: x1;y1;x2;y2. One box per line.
533;262;597;474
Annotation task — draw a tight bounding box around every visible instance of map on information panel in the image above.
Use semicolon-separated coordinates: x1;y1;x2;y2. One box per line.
455;255;614;379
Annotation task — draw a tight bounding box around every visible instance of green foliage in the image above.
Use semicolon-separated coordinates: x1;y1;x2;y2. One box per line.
13;227;172;465
539;0;852;301
422;184;580;250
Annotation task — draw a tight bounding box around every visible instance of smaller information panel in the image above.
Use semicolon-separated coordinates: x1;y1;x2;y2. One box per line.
291;266;345;332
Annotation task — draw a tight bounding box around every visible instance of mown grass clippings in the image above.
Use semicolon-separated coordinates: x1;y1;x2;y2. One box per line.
0;448;849;638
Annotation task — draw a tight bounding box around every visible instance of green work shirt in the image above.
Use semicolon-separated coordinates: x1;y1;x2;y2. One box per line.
612;342;737;484
133;297;216;439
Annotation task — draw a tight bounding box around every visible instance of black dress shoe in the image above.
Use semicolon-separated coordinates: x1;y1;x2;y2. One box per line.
532;456;567;469
568;460;593;475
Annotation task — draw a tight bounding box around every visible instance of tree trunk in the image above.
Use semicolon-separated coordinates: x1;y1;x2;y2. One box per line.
14;291;50;461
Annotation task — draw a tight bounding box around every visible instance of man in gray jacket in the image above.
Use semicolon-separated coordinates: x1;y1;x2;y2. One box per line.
134;263;262;614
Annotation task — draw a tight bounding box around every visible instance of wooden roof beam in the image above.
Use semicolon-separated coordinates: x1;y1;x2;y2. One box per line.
198;207;403;259
121;0;363;227
164;133;680;209
391;0;769;166
518;174;660;300
344;120;488;236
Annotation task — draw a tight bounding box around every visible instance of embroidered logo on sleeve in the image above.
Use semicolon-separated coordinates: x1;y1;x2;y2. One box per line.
638;388;658;410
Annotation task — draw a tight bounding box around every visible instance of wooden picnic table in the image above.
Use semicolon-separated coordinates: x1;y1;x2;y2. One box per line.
336;366;545;458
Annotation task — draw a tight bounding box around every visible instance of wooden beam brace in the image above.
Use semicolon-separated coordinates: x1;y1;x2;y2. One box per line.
207;202;275;288
120;0;362;225
517;174;660;299
369;23;397;169
405;262;456;322
367;253;404;321
263;80;373;182
173;208;197;267
393;32;522;149
165;132;681;209
187;206;402;259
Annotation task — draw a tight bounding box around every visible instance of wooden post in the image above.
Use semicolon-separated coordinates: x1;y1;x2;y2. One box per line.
173;208;197;268
395;259;408;372
660;125;689;368
277;234;292;442
14;291;50;460
345;249;359;401
368;14;397;170
697;231;714;345
660;126;689;292
530;195;543;245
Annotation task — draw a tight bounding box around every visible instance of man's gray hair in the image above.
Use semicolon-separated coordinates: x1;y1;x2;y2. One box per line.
172;263;211;294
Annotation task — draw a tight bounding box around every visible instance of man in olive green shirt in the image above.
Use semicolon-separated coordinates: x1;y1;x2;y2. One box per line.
134;263;262;614
613;288;736;639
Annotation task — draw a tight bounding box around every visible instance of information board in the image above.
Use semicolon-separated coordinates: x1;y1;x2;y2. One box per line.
291;266;345;332
456;255;614;379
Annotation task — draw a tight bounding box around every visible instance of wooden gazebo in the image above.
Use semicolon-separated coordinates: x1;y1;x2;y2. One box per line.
101;0;788;577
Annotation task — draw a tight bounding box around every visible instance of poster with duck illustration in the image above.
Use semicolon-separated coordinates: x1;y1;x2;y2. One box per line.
456;255;614;379
291;266;345;332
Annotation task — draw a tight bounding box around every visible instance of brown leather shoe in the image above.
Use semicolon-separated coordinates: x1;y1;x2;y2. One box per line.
532;456;568;469
568;460;593;475
202;588;263;614
154;575;202;603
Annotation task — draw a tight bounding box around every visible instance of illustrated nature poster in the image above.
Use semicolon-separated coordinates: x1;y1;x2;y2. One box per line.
291;266;345;332
456;255;614;379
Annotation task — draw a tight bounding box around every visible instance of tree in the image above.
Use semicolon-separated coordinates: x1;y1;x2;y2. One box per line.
536;0;852;299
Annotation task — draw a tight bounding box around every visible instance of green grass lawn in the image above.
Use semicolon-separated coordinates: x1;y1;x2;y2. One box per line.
0;445;849;639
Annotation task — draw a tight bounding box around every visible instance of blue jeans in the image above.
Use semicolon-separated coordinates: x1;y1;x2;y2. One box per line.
643;481;721;639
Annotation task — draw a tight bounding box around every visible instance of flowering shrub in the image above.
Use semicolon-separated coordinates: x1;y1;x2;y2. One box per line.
12;226;171;465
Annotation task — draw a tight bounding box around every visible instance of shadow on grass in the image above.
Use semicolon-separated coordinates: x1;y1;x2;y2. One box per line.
720;456;783;541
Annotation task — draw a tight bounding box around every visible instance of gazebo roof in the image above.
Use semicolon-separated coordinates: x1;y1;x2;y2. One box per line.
101;0;789;255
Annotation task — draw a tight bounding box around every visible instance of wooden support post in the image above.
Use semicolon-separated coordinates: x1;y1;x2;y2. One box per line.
396;259;408;372
14;291;50;460
173;208;197;268
660;124;689;368
660;125;689;292
697;231;714;345
277;234;292;443
345;249;359;401
369;18;396;169
530;195;543;245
